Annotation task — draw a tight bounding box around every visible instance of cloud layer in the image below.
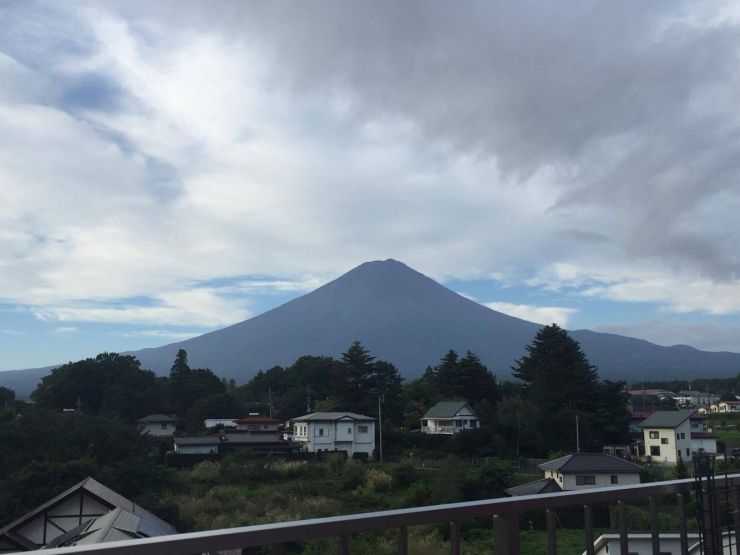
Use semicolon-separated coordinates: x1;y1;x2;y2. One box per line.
1;1;740;340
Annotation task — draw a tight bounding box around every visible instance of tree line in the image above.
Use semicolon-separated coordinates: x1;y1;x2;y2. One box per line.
14;324;632;457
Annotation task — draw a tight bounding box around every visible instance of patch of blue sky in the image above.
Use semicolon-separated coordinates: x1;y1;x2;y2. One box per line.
59;72;124;113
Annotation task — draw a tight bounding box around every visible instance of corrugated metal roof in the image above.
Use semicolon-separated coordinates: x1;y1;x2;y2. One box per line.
639;410;693;429
0;476;176;546
422;401;474;419
539;453;644;474
291;412;375;422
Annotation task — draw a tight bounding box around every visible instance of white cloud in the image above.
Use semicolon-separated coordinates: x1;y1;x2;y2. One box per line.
113;329;200;340
0;1;740;333
484;302;577;327
52;326;78;334
34;289;249;327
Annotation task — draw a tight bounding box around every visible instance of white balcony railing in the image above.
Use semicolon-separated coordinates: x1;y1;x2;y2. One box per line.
35;473;740;555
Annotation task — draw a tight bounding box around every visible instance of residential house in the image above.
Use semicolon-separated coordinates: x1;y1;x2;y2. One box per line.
0;477;175;552
717;401;740;413
584;533;702;555
291;412;376;458
204;418;238;430
674;390;720;407
136;414;178;437
506;453;643;496
235;415;280;434
690;413;718;455
420;400;480;435
173;433;297;456
640;410;693;464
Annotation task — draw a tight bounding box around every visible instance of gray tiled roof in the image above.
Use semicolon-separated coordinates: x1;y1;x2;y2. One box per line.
422;400;475;419
539;453;643;474
639;410;694;429
505;478;562;496
136;414;179;423
291;412;375;422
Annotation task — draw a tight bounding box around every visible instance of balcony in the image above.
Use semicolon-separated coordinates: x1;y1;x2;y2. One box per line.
35;473;740;555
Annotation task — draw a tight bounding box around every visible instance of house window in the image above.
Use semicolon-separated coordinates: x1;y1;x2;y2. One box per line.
575;475;596;486
347;427;352;434
161;423;168;430
422;420;428;427
318;428;324;436
455;420;462;427
687;448;690;456
650;446;661;456
649;431;659;439
611;475;618;485
358;425;368;433
680;432;685;439
661;438;668;445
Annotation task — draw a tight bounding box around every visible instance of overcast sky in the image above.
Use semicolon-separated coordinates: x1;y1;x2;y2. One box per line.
2;0;740;370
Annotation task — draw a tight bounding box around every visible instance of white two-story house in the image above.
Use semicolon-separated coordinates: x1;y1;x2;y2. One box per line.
421;400;480;435
136;414;179;437
291;412;376;458
640;410;693;464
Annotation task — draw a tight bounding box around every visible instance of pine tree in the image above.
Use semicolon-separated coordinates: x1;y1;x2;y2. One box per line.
513;324;599;413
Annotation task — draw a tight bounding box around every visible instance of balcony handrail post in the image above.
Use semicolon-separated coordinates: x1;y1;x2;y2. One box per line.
584;504;595;555
546;508;557;555
397;526;408;555
493;512;520;555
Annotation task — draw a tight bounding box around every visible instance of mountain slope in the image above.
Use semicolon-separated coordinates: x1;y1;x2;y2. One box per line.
3;259;740;397
130;259;740;382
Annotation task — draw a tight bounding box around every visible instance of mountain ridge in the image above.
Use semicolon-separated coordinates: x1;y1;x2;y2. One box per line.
3;258;740;397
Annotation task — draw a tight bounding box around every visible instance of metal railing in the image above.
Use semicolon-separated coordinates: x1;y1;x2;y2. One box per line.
35;473;740;555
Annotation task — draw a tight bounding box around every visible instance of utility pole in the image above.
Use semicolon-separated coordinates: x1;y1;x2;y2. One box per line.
576;414;580;454
306;386;312;414
268;387;273;419
378;394;384;464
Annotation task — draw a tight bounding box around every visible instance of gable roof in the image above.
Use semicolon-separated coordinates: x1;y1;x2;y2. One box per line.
639;410;693;429
505;478;561;497
291;412;375;422
136;414;178;423
422;400;476;419
0;477;175;550
235;415;280;424
539;453;643;474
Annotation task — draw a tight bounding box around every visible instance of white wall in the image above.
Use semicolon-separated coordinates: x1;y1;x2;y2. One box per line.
560;472;640;491
140;422;177;436
175;444;218;454
294;419;375;457
643;419;691;464
590;534;700;555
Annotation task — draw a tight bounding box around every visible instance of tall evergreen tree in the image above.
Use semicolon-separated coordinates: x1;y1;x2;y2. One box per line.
512;324;599;413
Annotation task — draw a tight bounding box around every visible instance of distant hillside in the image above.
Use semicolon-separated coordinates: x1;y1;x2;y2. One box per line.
3;259;740;397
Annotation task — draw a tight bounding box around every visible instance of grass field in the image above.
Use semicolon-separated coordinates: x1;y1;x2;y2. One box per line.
706;412;740;448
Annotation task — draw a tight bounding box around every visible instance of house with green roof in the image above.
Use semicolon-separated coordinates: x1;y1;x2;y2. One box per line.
421;400;480;435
